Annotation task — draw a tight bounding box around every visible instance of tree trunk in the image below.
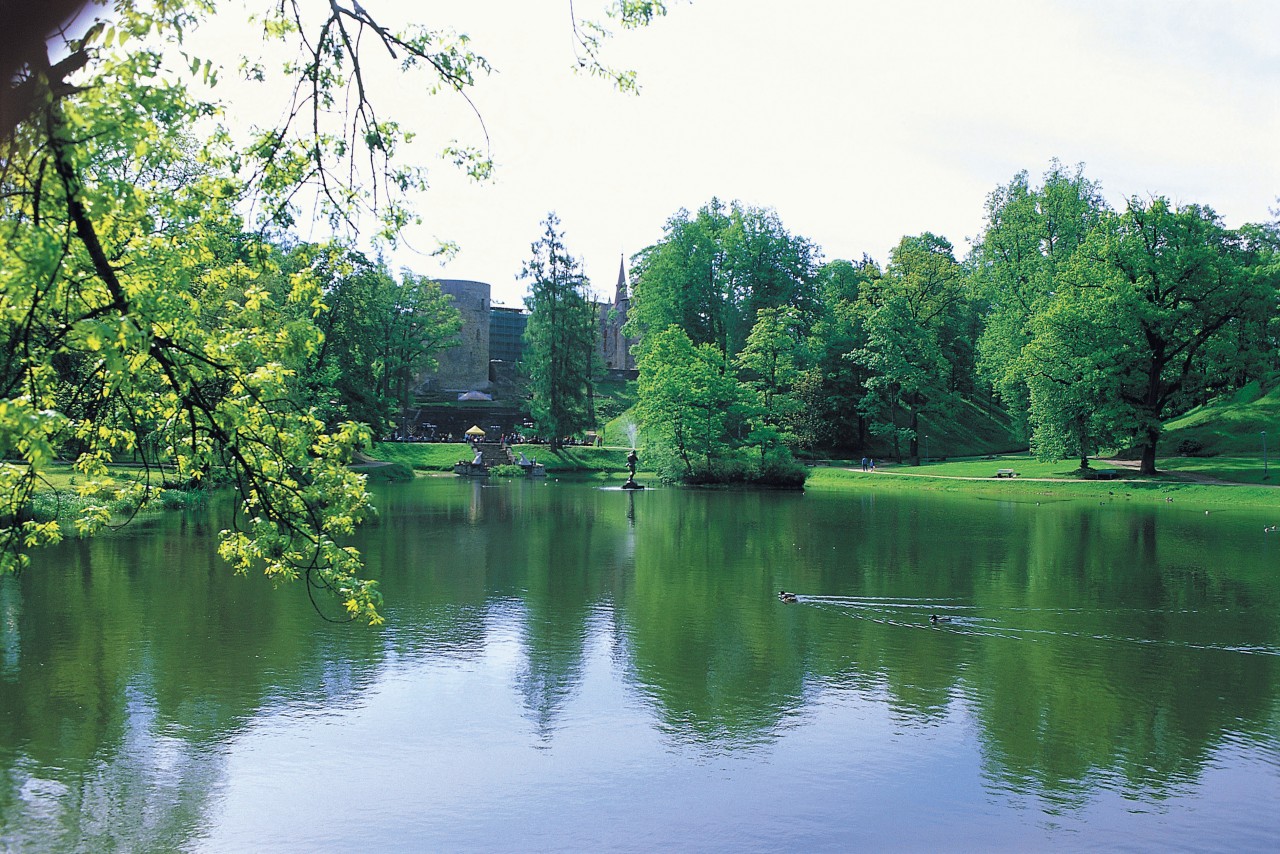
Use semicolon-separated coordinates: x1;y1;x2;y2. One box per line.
909;409;920;466
1139;426;1159;475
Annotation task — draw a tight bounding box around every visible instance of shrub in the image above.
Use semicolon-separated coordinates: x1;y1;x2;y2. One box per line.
489;464;525;478
1177;438;1210;457
750;457;808;488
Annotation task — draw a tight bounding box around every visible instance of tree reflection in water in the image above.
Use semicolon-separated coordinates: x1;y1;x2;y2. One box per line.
1;481;1277;849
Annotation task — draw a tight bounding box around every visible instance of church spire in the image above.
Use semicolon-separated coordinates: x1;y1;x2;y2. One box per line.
615;254;628;305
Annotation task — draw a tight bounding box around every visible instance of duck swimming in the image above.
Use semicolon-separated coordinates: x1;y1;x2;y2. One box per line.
930;614;952;624
778;590;799;603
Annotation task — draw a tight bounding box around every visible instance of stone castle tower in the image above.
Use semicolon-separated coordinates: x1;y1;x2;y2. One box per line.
417;279;491;393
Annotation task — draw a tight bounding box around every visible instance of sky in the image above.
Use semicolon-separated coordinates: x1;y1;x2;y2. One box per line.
194;0;1280;307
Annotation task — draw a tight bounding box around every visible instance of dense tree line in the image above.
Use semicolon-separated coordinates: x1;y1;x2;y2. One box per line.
626;165;1280;483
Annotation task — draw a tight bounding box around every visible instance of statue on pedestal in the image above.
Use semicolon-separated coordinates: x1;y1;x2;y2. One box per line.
623;449;644;489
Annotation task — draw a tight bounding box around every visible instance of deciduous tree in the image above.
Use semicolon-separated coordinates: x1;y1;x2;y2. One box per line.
635;326;741;481
301;247;461;434
971;162;1107;439
1027;198;1274;473
850;234;969;463
735;305;806;456
627;199;820;362
805;257;881;451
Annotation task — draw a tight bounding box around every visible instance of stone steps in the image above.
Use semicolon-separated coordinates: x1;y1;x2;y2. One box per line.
469;442;508;467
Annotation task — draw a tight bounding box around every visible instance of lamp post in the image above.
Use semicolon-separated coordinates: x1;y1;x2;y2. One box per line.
1263;431;1269;480
923;434;929;465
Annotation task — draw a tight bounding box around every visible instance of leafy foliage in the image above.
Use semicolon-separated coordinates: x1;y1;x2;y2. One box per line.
626;198;821;362
635;326;741;481
735;305;806;456
0;13;386;618
1;0;668;618
971;162;1107;440
296;246;461;435
1026;198;1276;472
849;233;973;464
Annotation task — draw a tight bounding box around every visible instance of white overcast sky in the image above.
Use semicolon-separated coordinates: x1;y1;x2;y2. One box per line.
191;0;1280;307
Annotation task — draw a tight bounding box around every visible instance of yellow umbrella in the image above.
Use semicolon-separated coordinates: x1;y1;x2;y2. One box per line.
464;425;486;437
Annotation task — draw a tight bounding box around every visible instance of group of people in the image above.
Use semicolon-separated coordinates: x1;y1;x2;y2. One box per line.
384;427;610;446
495;432;602;447
497;431;530;445
860;457;876;471
385;430;454;443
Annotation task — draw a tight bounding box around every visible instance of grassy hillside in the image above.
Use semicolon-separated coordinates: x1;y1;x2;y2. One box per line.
1159;380;1280;457
511;445;632;473
899;396;1024;461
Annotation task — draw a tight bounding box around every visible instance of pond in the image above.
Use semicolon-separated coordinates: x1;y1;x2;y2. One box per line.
2;477;1278;851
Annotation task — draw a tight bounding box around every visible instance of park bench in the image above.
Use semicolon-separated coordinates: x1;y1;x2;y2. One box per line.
1094;469;1119;480
994;469;1018;478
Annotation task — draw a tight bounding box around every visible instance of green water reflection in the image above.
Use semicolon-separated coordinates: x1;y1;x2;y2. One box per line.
2;479;1278;849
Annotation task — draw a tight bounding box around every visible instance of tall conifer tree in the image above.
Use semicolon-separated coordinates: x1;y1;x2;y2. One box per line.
521;214;600;450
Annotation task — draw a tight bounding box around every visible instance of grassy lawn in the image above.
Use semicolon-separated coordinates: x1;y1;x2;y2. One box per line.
806;455;1280;510
1153;455;1277;485
811;454;1104;480
819;452;1278;483
867;455;1078;479
367;442;638;475
16;445;1277;520
368;440;1279;506
367;442;472;471
20;462;170;491
9;461;208;523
